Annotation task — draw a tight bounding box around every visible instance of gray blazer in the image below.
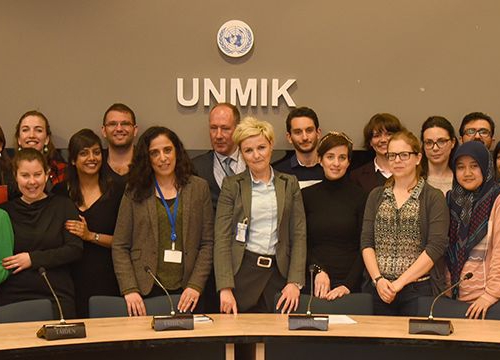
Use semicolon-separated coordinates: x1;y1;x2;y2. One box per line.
214;169;306;291
112;175;214;295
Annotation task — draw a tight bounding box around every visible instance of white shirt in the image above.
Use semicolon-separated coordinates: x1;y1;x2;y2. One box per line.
213;149;246;188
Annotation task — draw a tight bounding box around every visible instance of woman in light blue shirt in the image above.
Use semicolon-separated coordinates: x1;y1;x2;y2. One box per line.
214;117;307;314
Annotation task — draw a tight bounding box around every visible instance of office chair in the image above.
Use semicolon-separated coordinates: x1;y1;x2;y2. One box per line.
88;295;181;318
416;296;500;320
0;298;55;323
274;293;373;315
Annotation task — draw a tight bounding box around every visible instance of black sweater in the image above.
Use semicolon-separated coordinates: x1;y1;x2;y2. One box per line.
0;194;82;318
302;176;367;291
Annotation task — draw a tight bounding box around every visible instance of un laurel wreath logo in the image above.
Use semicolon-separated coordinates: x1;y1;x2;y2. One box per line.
217;20;254;58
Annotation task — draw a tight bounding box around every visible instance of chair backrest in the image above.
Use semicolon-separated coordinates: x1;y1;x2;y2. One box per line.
416;296;500;320
0;299;55;323
88;295;181;318
274;293;373;315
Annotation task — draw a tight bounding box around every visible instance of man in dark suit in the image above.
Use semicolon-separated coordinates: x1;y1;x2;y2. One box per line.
192;103;246;210
192;103;245;312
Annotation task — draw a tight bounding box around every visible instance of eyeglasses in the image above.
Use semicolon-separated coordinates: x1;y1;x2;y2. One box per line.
423;138;451;150
386;151;418;161
463;128;491;137
104;121;135;129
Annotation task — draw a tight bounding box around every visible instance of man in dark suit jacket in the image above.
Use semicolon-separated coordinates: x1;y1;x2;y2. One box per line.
192;103;245;210
191;103;245;312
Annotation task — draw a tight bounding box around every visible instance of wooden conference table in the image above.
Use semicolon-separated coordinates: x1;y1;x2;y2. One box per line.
1;314;500;360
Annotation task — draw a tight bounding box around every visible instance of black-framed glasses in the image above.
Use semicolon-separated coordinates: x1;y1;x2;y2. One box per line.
423;138;451;150
463;128;491;137
386;151;418;161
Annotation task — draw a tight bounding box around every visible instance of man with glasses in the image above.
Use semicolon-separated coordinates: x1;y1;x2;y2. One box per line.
101;103;138;185
459;112;495;149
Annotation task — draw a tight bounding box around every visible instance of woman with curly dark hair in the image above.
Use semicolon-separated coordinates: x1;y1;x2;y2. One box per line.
112;126;214;316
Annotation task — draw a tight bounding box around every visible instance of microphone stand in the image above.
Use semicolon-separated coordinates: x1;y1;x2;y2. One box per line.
144;266;193;331
409;272;473;336
288;265;329;331
37;267;86;340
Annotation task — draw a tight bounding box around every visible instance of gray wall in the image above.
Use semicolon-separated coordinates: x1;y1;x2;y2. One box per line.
1;0;499;150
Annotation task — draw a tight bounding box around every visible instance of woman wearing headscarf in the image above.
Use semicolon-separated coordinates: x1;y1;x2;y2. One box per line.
447;141;500;319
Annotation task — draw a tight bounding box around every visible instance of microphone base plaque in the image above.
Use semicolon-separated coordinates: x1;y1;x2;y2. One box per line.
288;314;328;331
409;318;453;336
151;314;194;331
37;322;86;340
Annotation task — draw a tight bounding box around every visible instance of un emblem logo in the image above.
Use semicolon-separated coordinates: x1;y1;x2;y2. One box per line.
217;20;254;58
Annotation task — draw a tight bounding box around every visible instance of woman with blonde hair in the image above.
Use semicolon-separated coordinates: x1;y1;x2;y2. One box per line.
361;130;449;315
215;117;306;314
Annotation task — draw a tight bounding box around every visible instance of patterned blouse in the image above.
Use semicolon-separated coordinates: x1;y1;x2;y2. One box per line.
375;179;425;280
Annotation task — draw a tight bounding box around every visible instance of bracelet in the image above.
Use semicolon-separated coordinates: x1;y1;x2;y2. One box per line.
94;232;100;243
312;264;323;274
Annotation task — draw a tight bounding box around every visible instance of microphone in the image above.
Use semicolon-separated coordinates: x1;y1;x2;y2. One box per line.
39;267;66;324
36;267;86;340
144;266;175;316
288;264;328;331
305;265;316;315
428;272;473;320
143;265;193;331
409;272;473;336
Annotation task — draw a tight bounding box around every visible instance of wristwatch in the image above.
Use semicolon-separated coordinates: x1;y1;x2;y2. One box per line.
372;275;384;287
291;282;304;290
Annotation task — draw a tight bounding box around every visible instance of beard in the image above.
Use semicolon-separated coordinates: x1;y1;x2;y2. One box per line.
292;139;318;154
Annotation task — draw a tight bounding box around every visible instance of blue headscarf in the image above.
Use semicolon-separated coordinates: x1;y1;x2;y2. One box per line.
447;141;500;298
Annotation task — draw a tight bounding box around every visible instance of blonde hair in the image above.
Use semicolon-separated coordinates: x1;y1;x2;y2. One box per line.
233;117;275;147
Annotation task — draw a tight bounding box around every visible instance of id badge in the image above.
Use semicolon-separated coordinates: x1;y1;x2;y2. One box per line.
164;249;182;263
236;220;248;243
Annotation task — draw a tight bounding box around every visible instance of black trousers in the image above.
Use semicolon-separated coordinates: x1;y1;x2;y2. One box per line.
233;250;286;313
363;279;432;316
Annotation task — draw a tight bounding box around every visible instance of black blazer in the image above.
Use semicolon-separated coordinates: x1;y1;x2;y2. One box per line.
192;151;219;211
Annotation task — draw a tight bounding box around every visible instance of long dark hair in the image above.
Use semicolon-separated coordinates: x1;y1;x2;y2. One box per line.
127;126;193;202
0;125;12;184
67;129;110;207
420;116;458;177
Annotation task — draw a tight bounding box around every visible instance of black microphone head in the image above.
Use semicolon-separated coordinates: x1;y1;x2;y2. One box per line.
38;267;46;275
144;265;152;273
464;272;473;280
308;265;316;273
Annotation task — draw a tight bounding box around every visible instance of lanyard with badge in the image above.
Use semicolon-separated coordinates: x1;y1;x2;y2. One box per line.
154;177;182;264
